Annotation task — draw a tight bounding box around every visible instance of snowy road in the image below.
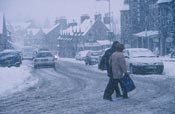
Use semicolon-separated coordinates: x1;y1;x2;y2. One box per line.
0;60;175;114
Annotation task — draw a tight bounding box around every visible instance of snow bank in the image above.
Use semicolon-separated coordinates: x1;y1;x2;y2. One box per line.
163;61;175;77
0;66;38;97
60;58;175;77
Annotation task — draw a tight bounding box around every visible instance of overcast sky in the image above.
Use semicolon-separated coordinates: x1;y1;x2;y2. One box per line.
0;0;124;24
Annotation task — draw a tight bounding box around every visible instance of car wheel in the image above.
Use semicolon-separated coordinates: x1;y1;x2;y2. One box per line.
16;64;20;67
85;60;88;65
157;67;164;74
53;64;56;68
157;70;163;74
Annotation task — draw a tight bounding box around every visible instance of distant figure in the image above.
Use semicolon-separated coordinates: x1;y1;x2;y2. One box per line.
109;43;128;99
98;41;122;101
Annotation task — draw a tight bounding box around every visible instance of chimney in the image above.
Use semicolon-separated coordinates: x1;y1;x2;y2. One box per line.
81;14;90;23
55;17;67;29
94;13;102;21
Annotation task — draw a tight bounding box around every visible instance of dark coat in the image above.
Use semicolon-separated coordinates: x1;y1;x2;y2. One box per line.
98;48;116;78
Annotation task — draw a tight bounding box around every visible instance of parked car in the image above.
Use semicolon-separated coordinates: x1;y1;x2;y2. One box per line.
33;51;56;69
75;50;90;61
0;50;22;67
21;46;35;60
85;50;103;65
38;48;50;52
123;48;164;74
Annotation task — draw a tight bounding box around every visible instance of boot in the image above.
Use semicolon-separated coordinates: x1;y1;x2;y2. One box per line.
103;96;113;101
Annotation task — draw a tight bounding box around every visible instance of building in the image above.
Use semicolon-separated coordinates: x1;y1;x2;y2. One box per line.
41;17;68;51
43;23;62;51
157;0;175;55
121;0;152;48
55;17;67;29
120;0;175;55
58;18;110;57
120;4;131;47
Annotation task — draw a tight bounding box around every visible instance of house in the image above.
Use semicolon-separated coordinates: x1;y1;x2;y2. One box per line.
58;18;110;58
43;24;61;50
41;17;68;51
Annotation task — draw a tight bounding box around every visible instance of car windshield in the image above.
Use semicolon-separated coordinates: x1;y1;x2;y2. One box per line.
78;50;89;57
23;48;33;52
91;51;102;56
129;50;155;58
36;52;53;58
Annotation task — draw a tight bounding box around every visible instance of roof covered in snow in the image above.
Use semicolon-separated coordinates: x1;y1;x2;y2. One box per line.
157;0;172;4
45;23;60;35
0;12;3;34
134;30;159;37
61;19;95;36
42;29;50;34
80;19;95;36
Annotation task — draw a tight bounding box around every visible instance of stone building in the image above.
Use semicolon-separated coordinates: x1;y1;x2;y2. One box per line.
157;0;175;55
120;4;131;47
58;18;110;58
121;0;175;55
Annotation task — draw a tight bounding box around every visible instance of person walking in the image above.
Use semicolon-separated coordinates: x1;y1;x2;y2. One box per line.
109;43;128;100
98;41;122;101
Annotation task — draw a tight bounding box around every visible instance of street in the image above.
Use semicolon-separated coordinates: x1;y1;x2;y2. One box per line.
0;60;175;114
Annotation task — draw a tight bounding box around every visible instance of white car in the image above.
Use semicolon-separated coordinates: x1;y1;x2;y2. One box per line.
33;51;56;69
85;50;103;65
123;48;164;74
75;50;90;61
21;46;35;60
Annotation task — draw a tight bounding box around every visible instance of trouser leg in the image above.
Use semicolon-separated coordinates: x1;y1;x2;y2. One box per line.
114;82;121;97
113;79;121;96
103;78;114;99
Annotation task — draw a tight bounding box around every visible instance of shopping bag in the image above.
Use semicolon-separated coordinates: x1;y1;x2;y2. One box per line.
120;73;136;92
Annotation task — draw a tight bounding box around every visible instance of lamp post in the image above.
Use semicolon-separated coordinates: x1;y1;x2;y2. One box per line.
96;0;113;43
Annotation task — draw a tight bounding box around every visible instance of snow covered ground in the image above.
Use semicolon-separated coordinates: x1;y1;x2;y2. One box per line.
60;58;175;77
163;61;175;77
0;63;38;97
0;58;174;97
0;58;175;114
